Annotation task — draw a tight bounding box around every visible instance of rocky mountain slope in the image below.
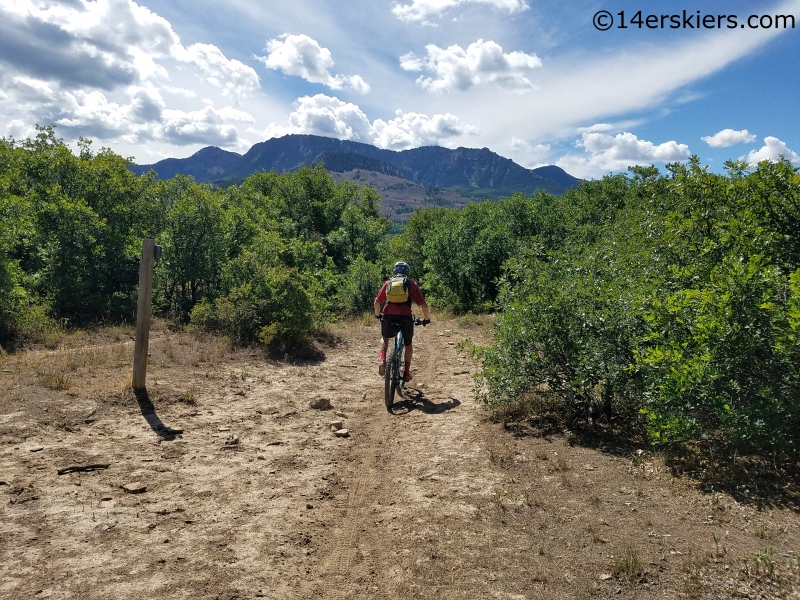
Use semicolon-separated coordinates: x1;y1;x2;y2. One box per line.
129;134;581;222
131;134;579;195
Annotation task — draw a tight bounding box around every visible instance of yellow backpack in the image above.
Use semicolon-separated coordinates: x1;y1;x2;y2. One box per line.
386;276;410;303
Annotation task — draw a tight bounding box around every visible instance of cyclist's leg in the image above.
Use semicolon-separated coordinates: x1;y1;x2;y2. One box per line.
379;340;388;375
400;316;414;381
379;318;393;376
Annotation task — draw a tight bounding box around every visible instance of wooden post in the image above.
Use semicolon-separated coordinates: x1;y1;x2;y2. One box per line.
132;238;155;391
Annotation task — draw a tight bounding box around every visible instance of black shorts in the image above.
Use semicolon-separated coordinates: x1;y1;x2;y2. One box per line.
381;314;414;346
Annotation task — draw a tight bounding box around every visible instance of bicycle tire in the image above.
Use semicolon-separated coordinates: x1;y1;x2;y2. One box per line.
384;339;398;411
397;330;406;396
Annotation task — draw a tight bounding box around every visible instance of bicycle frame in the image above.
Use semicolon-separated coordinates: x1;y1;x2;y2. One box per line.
384;323;405;411
383;315;423;412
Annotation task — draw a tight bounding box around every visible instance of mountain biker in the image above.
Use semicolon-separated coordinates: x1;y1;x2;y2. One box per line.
374;261;431;382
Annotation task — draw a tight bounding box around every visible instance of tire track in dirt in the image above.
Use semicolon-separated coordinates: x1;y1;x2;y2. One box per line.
311;404;389;599
300;324;489;600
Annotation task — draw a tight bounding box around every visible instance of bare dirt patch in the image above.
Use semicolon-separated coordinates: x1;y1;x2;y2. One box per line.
1;317;798;599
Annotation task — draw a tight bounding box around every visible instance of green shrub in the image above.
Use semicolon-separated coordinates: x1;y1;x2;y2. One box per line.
189;253;313;349
476;159;800;453
339;254;383;314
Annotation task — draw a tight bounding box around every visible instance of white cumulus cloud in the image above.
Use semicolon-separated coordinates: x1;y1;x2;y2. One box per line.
262;94;478;150
257;34;370;94
372;110;479;149
556;129;690;178
745;136;800;165
0;0;260;147
701;128;756;148
161;105;255;146
393;0;529;23
400;39;541;93
510;137;550;165
178;43;260;102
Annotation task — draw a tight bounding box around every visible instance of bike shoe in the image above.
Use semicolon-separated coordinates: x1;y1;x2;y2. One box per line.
378;362;385;376
403;370;412;382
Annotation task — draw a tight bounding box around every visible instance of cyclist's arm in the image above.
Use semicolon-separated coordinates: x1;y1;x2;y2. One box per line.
419;302;430;321
409;281;431;321
374;282;388;317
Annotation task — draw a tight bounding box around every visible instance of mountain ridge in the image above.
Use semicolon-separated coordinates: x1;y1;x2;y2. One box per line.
129;134;580;198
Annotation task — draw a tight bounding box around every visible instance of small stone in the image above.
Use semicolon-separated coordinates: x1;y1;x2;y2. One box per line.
334;429;350;438
306;503;314;509
309;398;331;410
123;482;147;494
361;392;367;401
330;420;344;430
599;574;612;581
224;434;239;446
217;426;230;432
29;446;44;452
100;495;113;501
335;411;347;418
452;370;469;375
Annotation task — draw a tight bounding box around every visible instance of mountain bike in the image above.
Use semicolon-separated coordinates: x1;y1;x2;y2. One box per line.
384;316;424;412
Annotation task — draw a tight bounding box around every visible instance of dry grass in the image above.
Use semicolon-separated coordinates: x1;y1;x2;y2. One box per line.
613;547;645;582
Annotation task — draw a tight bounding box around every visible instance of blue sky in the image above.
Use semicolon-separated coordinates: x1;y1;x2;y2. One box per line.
0;0;797;178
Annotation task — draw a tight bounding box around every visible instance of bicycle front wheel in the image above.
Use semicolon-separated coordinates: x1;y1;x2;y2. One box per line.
384;340;398;411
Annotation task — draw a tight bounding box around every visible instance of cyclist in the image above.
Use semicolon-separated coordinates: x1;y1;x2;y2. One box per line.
374;261;431;382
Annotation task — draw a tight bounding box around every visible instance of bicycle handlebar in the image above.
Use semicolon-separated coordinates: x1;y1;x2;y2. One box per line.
378;314;430;326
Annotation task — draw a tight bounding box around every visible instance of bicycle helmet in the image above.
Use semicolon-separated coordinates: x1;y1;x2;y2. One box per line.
392;261;410;276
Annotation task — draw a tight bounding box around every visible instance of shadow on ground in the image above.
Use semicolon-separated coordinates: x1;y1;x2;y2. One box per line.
135;389;182;440
494;405;800;513
392;388;461;415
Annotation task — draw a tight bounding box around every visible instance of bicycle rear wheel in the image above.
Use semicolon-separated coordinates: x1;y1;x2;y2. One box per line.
384;338;398;411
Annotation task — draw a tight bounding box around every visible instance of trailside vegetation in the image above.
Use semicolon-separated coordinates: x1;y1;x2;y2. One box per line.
392;159;800;454
3;128;798;454
0;127;390;352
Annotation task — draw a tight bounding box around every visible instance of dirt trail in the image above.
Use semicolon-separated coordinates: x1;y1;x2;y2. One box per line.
1;319;799;599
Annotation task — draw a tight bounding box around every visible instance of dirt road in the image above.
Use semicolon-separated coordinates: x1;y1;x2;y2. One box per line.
1;319;798;599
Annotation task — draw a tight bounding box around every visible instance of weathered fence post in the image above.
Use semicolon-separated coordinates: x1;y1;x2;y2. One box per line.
132;238;158;391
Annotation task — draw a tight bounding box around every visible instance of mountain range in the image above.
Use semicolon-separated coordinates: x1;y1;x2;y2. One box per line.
129;134;581;223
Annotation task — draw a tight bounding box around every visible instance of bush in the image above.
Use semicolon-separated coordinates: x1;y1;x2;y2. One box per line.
189;253;313;350
476;159;800;454
339;254;383;314
636;257;800;450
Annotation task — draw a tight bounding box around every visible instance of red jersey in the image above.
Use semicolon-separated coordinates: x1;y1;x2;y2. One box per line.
375;279;426;316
